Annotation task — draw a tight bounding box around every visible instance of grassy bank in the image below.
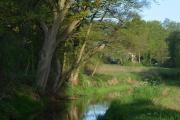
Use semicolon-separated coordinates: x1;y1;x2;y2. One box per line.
97;83;180;120
66;73;131;96
69;65;180;96
69;65;180;119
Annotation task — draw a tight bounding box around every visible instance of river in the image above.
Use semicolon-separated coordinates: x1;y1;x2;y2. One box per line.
32;92;121;120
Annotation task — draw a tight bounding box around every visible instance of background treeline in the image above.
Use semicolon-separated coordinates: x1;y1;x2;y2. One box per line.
101;18;180;67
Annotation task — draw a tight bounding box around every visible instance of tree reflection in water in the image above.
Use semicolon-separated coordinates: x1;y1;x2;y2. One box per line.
33;98;109;120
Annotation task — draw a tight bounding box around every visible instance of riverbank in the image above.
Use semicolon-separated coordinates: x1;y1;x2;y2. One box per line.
69;65;180;119
0;65;179;120
70;65;180;98
98;85;180;120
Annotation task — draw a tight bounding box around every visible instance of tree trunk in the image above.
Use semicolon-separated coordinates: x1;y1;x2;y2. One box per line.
138;52;141;63
91;54;102;77
36;0;75;94
51;20;81;93
52;55;63;93
36;14;64;93
69;66;80;86
91;62;98;77
36;29;58;93
149;55;152;65
68;23;93;86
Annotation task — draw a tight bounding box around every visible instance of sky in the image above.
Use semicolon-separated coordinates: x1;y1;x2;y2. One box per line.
142;0;180;22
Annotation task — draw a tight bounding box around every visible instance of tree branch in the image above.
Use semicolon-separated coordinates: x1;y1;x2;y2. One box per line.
40;21;48;35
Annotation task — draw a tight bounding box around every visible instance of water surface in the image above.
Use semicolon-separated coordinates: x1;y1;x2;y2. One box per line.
33;93;118;120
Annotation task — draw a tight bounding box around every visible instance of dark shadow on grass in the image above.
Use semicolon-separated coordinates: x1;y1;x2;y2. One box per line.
0;95;42;120
98;99;180;120
130;68;180;87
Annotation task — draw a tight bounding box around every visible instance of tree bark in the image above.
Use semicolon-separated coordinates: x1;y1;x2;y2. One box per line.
36;26;59;92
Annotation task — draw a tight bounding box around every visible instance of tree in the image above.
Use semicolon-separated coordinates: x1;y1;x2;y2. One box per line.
146;21;169;65
0;0;151;95
166;31;180;67
0;0;42;84
101;18;170;66
35;0;150;94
